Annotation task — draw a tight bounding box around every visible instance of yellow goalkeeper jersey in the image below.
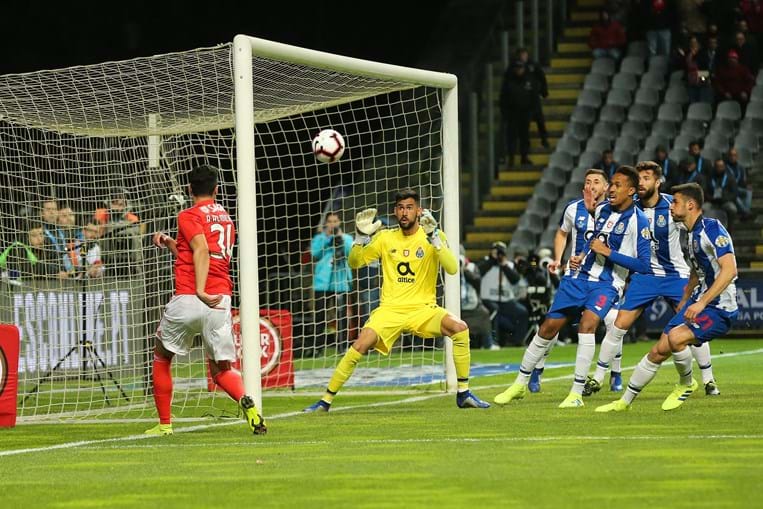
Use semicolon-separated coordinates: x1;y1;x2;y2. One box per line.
348;226;458;307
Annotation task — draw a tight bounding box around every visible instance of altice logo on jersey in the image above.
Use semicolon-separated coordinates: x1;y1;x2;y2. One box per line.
397;262;416;283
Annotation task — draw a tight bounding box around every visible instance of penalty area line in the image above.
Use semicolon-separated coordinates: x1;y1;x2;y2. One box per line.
2;347;762;458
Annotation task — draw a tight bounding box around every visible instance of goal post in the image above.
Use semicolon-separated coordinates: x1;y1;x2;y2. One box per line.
0;34;461;422
233;35;461;411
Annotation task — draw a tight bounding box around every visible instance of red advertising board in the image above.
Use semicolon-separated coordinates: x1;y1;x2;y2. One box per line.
207;309;294;391
0;324;20;427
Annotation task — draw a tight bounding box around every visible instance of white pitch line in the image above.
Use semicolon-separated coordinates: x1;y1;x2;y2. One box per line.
2;347;762;458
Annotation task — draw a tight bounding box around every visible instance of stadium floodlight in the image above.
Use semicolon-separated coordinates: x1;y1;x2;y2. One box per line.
0;34;460;421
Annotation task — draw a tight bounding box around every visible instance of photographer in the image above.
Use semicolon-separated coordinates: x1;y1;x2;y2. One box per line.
477;241;529;347
459;246;498;350
95;189;144;277
311;212;353;353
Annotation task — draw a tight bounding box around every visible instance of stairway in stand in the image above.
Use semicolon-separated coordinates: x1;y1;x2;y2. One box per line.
463;0;603;261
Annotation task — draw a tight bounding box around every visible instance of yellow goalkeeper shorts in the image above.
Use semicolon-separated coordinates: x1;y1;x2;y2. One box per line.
363;303;449;355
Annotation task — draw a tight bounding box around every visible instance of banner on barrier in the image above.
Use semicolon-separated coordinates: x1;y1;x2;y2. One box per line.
0;324;20;427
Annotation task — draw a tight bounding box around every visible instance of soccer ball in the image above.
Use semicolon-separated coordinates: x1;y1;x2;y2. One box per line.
312;129;346;163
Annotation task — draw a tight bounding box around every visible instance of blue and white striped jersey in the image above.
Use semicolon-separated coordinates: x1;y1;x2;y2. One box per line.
637;193;690;278
688;217;738;312
559;199;595;277
572;201;651;292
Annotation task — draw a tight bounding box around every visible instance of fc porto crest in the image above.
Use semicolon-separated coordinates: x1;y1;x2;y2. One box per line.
416;247;424;258
614;222;625;234
640;227;651;240
657;214;667;227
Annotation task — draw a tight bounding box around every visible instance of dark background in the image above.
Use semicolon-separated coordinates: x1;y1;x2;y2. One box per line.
1;0;445;75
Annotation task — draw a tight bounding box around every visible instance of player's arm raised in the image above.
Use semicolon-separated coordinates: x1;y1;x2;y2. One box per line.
349;208;382;269
420;209;458;275
190;234;222;308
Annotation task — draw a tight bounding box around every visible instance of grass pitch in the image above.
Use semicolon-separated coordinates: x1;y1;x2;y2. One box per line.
2;339;762;509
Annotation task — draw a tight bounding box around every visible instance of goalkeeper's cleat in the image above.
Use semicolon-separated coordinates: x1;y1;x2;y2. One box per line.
528;368;544;393
661;378;698;411
595;398;631;413
456;390;490;409
610;372;623;392
303;399;331;413
582;376;602;397
239;396;267;435
494;383;527;405
704;380;720;396
558;392;585;408
144;423;173;436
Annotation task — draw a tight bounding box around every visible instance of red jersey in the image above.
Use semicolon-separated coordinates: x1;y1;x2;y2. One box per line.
174;199;235;296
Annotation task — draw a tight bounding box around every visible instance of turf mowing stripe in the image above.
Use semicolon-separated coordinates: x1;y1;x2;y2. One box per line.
3;347;762;457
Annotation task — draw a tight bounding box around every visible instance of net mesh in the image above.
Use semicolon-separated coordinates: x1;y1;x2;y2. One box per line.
0;42;447;421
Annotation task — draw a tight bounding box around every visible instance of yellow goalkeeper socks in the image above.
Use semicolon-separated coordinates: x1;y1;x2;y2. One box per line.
324;346;363;403
451;329;471;391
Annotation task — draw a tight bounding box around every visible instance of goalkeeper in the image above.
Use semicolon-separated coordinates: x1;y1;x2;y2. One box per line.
304;188;490;412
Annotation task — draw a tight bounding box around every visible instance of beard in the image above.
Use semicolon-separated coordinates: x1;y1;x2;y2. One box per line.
398;217;416;231
638;186;657;201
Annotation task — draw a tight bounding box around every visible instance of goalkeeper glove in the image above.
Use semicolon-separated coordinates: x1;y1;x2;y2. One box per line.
419;209;442;250
354;208;381;246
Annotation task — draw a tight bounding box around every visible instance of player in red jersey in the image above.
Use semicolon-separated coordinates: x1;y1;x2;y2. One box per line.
145;164;266;436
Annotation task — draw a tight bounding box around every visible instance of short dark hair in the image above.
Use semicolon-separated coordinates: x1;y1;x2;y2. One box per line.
635;160;663;179
602;149;613;156
672;183;704;207
394;187;419;204
585;168;608;181
689;140;703;149
613;165;639;189
188;164;218;197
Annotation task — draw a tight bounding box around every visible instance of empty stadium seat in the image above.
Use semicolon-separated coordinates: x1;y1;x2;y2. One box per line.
518;212;545;235
534;181;560;202
664;85;689;105
613;149;635;165
592;120;620;140
672;133;694;151
614;135;640;156
671;147;689;163
709;117;736;134
648;55;670;75
620;56;645;75
571;105;597;124
737;146;756;166
636;149;653;163
621;120;648;139
599;104;625;123
586;136;611;154
639;71;666;91
540;166;567;187
644;133;670;152
734;131;760;153
591;58;616;77
583;73;609;93
751;85;763;103
548;151;574;170
578;150;602;169
556;135;582;157
757;69;763;85
510;229;537;253
687;102;712;122
577;89;603;109
605;88;633;108
679;119;706;138
565;121;590;142
634;87;659;108
716;100;742;123
657;103;684;124
669;70;685;86
611;72;639;92
628;103;655;123
705;132;730;152
627;41;648;59
701;146;721;162
651;119;678;138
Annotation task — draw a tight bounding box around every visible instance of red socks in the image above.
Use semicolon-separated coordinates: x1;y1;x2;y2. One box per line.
152;353;173;424
213;369;246;402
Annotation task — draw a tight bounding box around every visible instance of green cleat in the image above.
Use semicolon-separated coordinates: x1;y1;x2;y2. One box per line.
494;383;527;405
595;399;631;413
661;378;699;411
582;376;602;397
558;392;585;408
240;395;267;435
144;423;173;436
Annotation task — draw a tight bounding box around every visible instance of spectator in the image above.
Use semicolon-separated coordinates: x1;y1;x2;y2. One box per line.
701;34;720;74
500;59;536;167
639;0;678;57
688;140;711;174
714;49;755;106
97;189;144;276
678;0;707;36
79;221;105;279
703;158;739;230
732;30;759;72
517;47;550;149
674;158;707;186
606;0;632;24
740;0;763;35
682;35;713;103
57;203;81;272
0;224;69;281
654;145;679;188
594;149;619;178
39;198;69;273
588;9;627;60
738;19;759;53
459;248;498;350
477;241;529;347
724;147;753;218
311;212;353;352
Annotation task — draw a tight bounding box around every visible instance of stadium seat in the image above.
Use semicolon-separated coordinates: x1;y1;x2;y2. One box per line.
556;135;582;157
614;135;640;156
510;228;537;253
591;58;616;77
526;196;554;217
737;146;756;167
740;116;763;136
540;166;568;188
687;102;712;122
709;117;736;135
562;180;583;198
599;104;625;123
634;87;659;108
627;104;655;123
746;101;763;120
716;100;742;123
651;119;678;138
584;73;610;93
620;56;645;75
564;121;590;142
705;132;730;152
648;55;670;75
636;149;653;163
639;71;666;91
592;120;620;141
679;119;705;138
605;88;633;108
644;133;670;153
701;146;721;162
664;85;689;105
657;103;684;124
577;89;603;109
548;151;574;170
578;150;602;169
671;147;689;163
534;180;560;202
571;105;597;125
627;40;648;59
621;120;648;139
751;85;763;103
539;228;557;250
669;70;685;86
613;149;635;165
734;131;760;153
586;136;611;154
672;133;694;151
518;212;545;235
611;72;638;93
757;69;763;85
570;165;589;182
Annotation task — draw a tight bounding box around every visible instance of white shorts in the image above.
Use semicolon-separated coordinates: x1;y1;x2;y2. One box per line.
157;294;235;361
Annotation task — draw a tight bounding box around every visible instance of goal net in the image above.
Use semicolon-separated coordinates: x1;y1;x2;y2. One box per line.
0;36;459;422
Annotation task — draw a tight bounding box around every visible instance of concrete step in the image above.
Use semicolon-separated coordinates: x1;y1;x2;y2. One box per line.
482;201;528;212
497;170;542;181
564;26;591;38
546;74;586;85
577;0;606;7
465;231;514;243
473;216;520;228
557;42;590;53
550;57;593;69
466;249;491;260
571;10;599;22
489;185;535;197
